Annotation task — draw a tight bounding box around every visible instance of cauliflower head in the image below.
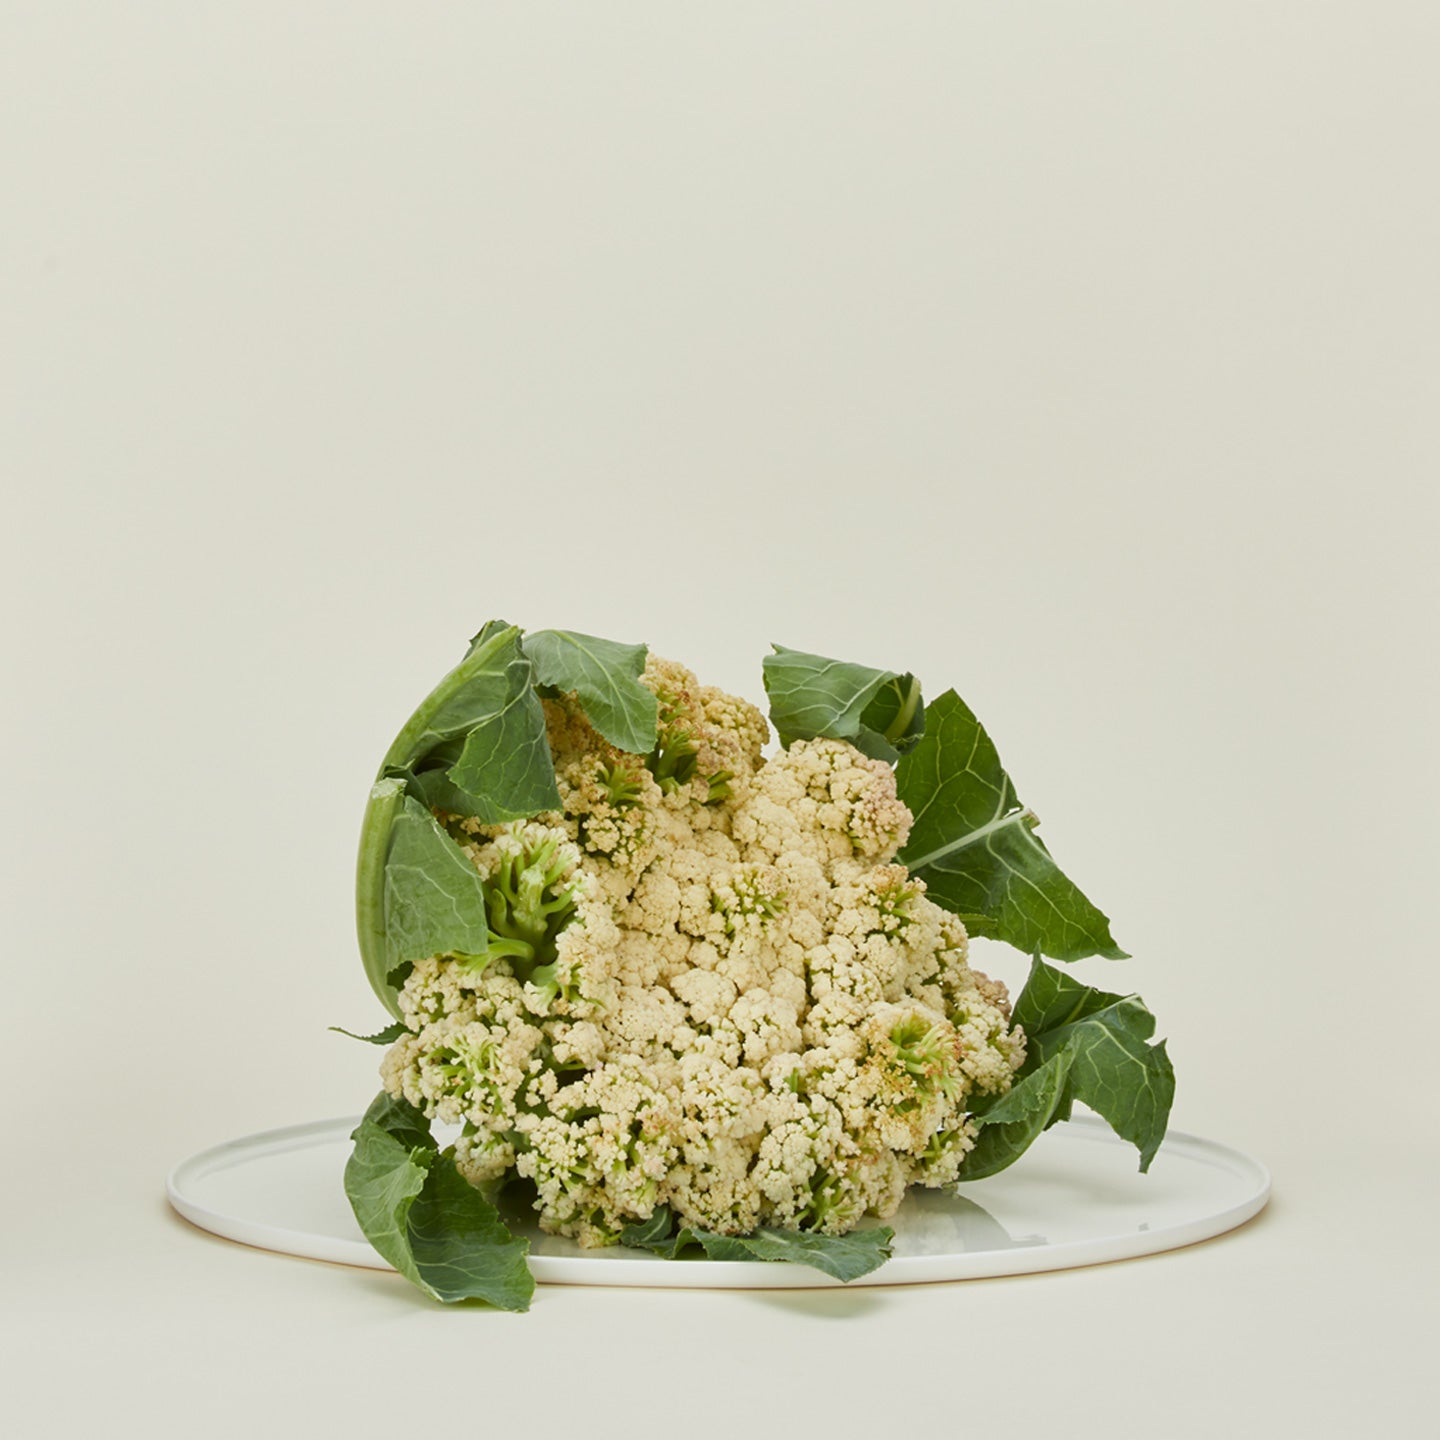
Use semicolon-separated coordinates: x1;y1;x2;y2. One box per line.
377;654;1026;1247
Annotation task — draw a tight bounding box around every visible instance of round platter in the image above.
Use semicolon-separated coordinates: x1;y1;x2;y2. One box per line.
167;1113;1269;1289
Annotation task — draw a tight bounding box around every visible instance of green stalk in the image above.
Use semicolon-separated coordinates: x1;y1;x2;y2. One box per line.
884;675;922;746
356;777;407;1019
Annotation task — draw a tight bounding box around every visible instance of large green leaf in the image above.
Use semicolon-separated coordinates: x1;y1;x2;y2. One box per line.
406;1153;535;1308
762;644;924;762
345;1093;433;1279
960;959;1174;1180
1035;999;1174;1171
441;635;560;823
353;623;571;1017
959;1047;1078;1180
383;795;494;971
522;629;658;754
620;1206;894;1282
345;1093;534;1310
379;622;560;824
895;690;1126;961
1011;950;1131;1035
395;762;495;824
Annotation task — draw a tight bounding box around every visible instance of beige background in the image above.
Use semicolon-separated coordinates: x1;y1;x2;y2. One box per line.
3;3;1436;1435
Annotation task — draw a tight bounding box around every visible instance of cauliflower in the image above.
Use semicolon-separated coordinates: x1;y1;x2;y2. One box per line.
375;652;1026;1247
346;625;1162;1307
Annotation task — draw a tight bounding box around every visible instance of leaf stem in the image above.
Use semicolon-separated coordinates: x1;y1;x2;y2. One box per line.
903;807;1037;873
884;675;921;745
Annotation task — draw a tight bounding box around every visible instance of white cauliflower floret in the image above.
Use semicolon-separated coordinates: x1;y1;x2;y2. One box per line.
377;656;1025;1246
669;967;738;1027
733;737;912;865
749;1094;845;1218
382;982;544;1137
728;988;804;1064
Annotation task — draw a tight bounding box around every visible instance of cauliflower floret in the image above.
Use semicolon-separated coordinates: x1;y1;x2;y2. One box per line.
733;737;912;865
554;751;665;876
378;655;1025;1246
669;967;738;1027
382;981;544;1135
641;655;766;807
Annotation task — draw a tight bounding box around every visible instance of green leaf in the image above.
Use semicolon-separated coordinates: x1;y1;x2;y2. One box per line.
377;622;560;824
895;689;1126;961
441;636;561;824
960;1048;1077;1180
344;1093;534;1309
762;644;924;762
406;1152;535;1309
960;959;1174;1180
620;1207;697;1260
330;1021;409;1046
1036;996;1174;1172
694;1225;894;1281
620;1206;893;1282
357;625;564;1013
522;629;659;755
383;796;494;972
466;618;514;656
393;766;482;822
344;1093;435;1280
381;623;521;770
1011;953;1130;1035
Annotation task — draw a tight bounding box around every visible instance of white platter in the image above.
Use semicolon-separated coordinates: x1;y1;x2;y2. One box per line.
167;1113;1269;1289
